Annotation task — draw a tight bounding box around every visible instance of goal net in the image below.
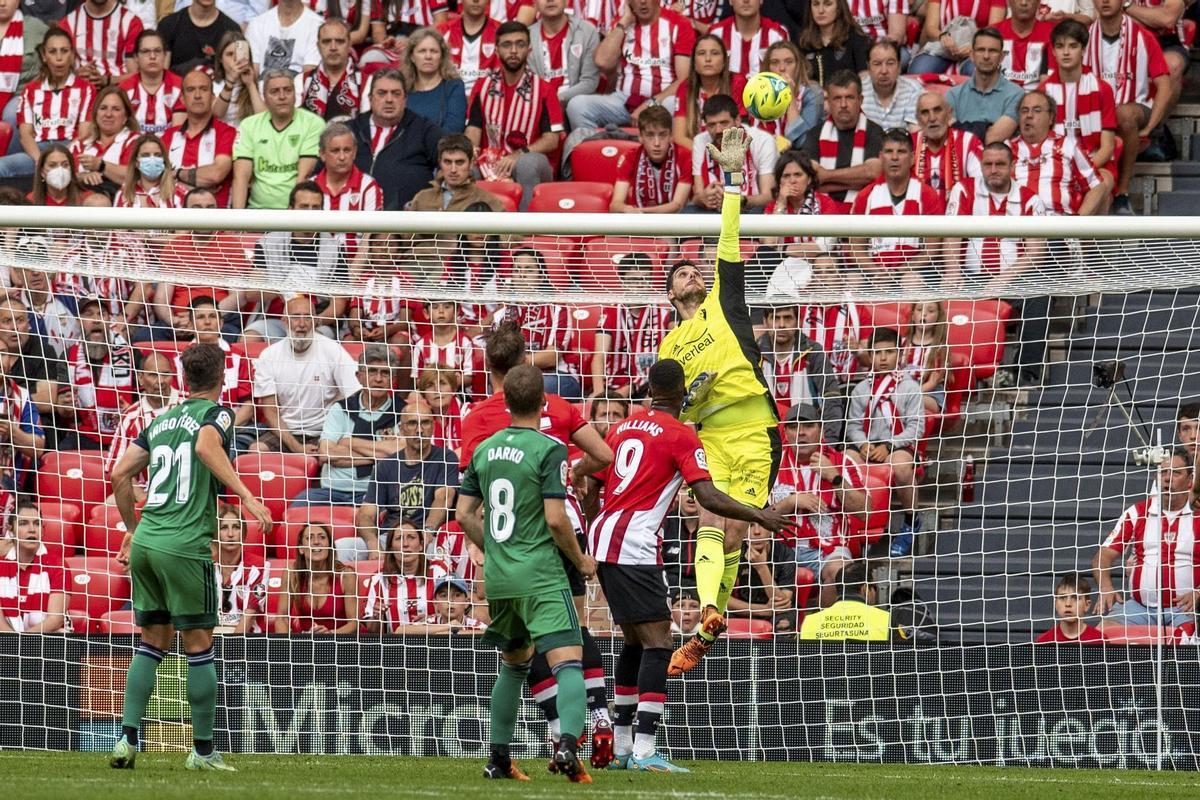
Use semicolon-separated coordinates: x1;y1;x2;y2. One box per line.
2;206;1199;770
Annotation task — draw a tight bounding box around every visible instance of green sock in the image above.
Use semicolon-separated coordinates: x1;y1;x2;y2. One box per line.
716;550;742;615
121;644;165;733
694;527;726;612
490;660;530;746
552;661;587;740
186;648;218;745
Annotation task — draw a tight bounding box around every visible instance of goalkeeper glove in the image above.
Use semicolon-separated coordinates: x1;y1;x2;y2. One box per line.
706;126;747;189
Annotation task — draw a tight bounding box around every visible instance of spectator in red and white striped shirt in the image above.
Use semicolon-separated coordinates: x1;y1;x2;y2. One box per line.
59;0;142;86
571;0;695;131
691;93;778;210
591;253;673;397
0;27;95;179
996;0;1057;90
213;504;270;634
73;84;137;191
0;0;27;131
103;351;181;495
119;30;185;135
1040;20;1117;191
1085;0;1171;214
849;0;909;49
315;120;383;266
1009;88;1109;215
410;300;475;392
0;500;66;633
163;68;237;207
708;0;788;76
417;365;466;447
363;521;440;633
113;132;179;208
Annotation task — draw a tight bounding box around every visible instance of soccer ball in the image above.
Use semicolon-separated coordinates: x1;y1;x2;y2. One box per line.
742;72;793;122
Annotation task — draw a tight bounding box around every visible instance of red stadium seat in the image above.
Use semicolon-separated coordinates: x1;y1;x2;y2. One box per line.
234;340;269;361
529;182;613;214
349;559;383;577
66;556;131;634
1101;625;1175;644
1184;18;1195;46
577;236;671;291
133;340;189;358
569;139;640;185
725;618;775;639
571;305;604;360
84;504;131;557
98;609;140;634
857;463;894;554
510;235;583;290
945;308;1005;382
863;302;911;334
38;451;109;529
273;505;359;560
233;453;319;523
39;502;83;553
476;179;522;212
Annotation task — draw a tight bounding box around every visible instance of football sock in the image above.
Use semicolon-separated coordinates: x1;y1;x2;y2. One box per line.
121;641;167;743
634;648;670;760
489;743;512;769
715;550;743;615
490;657;531;746
613;643;642;756
580;627;610;722
550;659;586;740
187;647;217;755
694;527;726;622
526;652;559;732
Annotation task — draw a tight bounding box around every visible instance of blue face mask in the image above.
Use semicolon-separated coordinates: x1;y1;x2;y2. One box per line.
138;155;165;180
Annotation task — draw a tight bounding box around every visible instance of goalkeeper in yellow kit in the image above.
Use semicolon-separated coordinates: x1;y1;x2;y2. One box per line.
659;126;782;675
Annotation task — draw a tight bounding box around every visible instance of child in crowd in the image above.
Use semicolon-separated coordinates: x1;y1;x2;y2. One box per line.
417;365;467;450
671;589;702;636
902;300;949;415
1036;572;1103;643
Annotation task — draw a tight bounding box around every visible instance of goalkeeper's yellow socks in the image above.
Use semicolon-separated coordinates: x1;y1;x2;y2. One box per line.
551;659;587;740
694;527;726;630
490;656;532;748
715;550;743;615
186;647;218;755
121;641;167;747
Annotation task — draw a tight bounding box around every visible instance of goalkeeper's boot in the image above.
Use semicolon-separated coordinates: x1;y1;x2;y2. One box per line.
108;734;136;769
483;760;531;781
668;606;726;676
609;753;632;770
554;735;593;784
185;750;237;772
630;751;692;773
590;718;615;769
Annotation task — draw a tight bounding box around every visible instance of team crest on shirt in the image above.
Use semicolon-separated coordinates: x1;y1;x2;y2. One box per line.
694;449;708;470
215;410;233;431
559;460;568;487
482;43;495;57
570;42;583;58
288;135;300;146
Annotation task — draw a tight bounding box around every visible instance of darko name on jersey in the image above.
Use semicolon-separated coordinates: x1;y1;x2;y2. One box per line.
487;445;527;464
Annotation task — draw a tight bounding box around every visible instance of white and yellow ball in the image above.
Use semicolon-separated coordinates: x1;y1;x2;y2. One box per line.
742;72;793;122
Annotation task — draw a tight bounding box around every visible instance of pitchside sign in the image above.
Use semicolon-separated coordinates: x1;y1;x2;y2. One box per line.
1;636;1198;769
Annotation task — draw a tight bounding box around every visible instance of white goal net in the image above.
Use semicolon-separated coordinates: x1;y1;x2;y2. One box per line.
1;206;1199;770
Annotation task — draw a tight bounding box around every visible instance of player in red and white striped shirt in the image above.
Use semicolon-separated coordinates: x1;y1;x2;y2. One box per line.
1041;20;1118;191
314;121;382;264
438;0;499;97
1096;449;1200;629
943;141;1048;283
571;0;695;130
119;31;184;135
60;0;142;83
1085;0;1171;213
1009;89;1109;215
707;0;788;75
849;129;944;286
849;0;908;44
586;358;793;770
162;69;237;207
103;352;181;489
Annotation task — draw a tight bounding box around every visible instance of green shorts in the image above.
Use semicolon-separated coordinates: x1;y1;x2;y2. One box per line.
130;542;218;631
481;587;582;654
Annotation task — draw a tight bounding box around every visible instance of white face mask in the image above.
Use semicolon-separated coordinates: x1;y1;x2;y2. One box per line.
44;166;71;191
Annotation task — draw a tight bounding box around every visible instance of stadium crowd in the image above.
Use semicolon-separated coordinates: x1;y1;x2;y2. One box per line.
0;0;1195;642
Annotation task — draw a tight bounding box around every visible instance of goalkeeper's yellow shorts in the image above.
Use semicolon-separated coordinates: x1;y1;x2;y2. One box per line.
699;410;782;510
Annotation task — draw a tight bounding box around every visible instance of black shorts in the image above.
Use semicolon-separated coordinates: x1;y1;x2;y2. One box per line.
560;532;588;597
597;563;671;625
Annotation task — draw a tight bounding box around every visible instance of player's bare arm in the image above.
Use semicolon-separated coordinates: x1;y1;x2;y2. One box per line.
111;443;152;567
195;425;274;534
569;425;614;485
455;494;485;549
690;480;797;535
546;497;596;579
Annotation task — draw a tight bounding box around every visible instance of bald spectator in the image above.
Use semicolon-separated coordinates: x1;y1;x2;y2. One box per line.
911;91;983;204
162;68;237;207
352;401;459;559
253;295;362;456
104;351;181;499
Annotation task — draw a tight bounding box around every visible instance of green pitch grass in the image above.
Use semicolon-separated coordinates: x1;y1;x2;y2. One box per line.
4;752;1200;799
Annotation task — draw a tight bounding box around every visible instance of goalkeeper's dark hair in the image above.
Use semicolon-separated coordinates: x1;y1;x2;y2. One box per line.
701;93;739;121
180;342;226;394
485;319;527;374
648;359;686;396
665;258;698;293
503;363;545;416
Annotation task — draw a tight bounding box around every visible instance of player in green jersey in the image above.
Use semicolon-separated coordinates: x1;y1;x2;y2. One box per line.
108;343;273;772
457;364;597;784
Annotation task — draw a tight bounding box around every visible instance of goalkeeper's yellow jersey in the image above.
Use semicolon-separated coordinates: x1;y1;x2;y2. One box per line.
657;191;775;426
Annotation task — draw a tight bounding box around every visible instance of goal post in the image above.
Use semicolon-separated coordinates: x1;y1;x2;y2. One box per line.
1;206;1199;769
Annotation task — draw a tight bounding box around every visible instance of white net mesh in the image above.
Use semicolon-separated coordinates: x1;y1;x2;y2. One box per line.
2;208;1199;768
